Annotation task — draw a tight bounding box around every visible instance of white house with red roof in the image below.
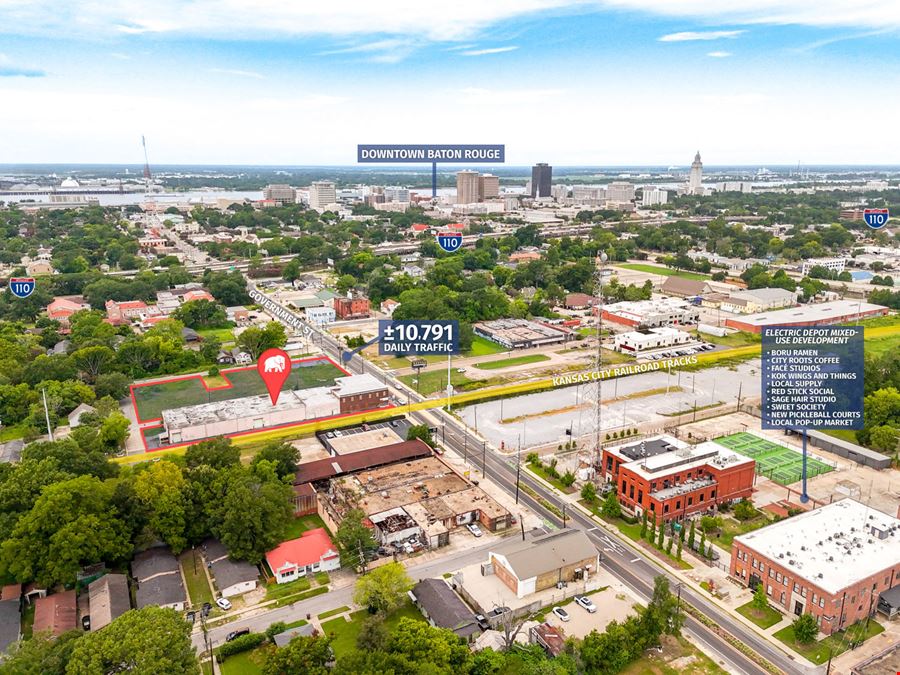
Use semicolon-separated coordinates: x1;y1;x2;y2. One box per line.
266;528;340;584
380;299;400;316
105;299;150;325
410;223;429;236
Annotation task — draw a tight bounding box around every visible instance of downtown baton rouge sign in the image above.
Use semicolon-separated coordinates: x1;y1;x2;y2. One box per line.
357;144;505;163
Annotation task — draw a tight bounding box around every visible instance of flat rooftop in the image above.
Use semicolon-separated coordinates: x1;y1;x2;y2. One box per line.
334;373;387;397
730;300;887;327
735;499;900;595
474;318;567;343
626;441;753;480
609;435;686;462
162;386;335;429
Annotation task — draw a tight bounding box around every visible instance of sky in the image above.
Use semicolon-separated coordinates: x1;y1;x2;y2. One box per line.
1;0;899;165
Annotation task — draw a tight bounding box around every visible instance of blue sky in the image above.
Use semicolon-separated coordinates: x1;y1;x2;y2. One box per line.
1;0;899;165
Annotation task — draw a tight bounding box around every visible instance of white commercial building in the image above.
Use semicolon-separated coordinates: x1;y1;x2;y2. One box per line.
602;298;700;328
384;187;410;203
719;288;797;314
801;257;847;275
607;182;635;203
641;187;668;207
614;327;694;353
305;306;336;325
308;181;337;210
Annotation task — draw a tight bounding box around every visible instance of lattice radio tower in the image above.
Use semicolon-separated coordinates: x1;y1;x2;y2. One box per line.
588;251;608;476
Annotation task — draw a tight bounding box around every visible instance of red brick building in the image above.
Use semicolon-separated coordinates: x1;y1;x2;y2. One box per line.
334;295;370;319
332;374;389;414
602;436;755;524
730;499;900;634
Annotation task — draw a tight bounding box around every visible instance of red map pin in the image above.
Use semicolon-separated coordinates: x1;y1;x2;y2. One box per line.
257;348;291;405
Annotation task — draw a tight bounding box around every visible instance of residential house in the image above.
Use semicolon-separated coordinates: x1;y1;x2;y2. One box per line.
265;528;340;584
400;265;426;279
409;579;480;640
231;348;252;365
132;548;187;612
105;299;150;326
273;624;317;647
49;339;71;356
564;293;595;310
87;573;131;631
380;299;400;316
47;296;90;324
0;584;21;653
68;403;97;428
202;539;259;598
292;483;318;516
531;623;565;657
33;590;76;637
226;306;250;324
25;260;54;276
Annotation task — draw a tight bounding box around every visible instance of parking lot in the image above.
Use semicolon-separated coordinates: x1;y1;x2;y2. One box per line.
544;584;638;639
629;341;718;362
317;418;411;454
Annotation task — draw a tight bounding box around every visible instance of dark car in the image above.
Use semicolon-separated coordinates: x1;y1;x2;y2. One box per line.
225;628;250;642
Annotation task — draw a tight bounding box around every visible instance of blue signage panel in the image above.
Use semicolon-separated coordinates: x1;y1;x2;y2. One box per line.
378;320;459;356
864;208;890;229
761;326;864;430
8;277;36;299
358;144;505;163
436;232;463;253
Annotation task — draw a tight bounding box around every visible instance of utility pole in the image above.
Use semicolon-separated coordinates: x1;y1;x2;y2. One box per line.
515;436;521;505
482;441;487;479
41;388;54;442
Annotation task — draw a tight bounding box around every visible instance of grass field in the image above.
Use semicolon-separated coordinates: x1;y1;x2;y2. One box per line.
281;513;329;541
321;601;425;657
621;635;730;675
693;330;761;349
197;327;236;343
468;335;506;356
715;432;834;486
180;549;214;607
132;358;345;421
774;619;884;665
711;514;772;551
475;354;550;370
526;462;577;494
616;263;710;280
736;600;783;629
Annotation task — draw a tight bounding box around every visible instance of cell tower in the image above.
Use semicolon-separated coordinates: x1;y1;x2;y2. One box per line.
141;135;152;189
585;251;608;476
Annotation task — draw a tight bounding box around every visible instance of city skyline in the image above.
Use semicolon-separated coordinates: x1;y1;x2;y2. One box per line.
1;1;899;164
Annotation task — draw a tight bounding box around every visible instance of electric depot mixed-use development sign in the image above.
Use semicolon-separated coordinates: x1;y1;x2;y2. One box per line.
378;320;459;356
761;326;864;430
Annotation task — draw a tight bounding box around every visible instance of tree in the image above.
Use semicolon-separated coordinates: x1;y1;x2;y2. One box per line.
406;424;433;446
734;499;757;521
640;511;648;538
648;519;656;543
792;613;818;644
656;524;664;548
666;537;673;555
700;515;722;533
580;481;597;504
384;617;471;671
173;299;228;329
132;460;188;553
335;508;377;567
0;629;80;674
72;345;116;382
251;441;300;480
210;466;294;563
595;491;617;520
560;470;576;487
99;412;131;452
353;562;414;614
869;425;899;454
94;372;131;400
751;583;768;612
237;322;287;359
644;575;683;638
356;614;388;651
676;537;683;560
185;437;241;470
263;635;332;675
0;475;131;586
67;607;199;674
688;520;696;549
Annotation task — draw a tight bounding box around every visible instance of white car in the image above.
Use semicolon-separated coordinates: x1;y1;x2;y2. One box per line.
551;606;570;622
215;597;232;611
466;523;483;537
456;368;466;373
574;595;597;613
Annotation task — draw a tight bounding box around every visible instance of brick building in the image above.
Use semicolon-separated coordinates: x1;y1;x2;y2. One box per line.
602;436;755;524
334;295;370;319
332;374;389;413
730;499;900;634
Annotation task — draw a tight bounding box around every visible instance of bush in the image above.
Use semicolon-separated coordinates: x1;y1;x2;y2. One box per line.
734;499;758;522
792;613;818;644
700;515;722;533
208;366;220;377
560;470;576;487
218;632;266;659
265;622;288;641
526;452;539;465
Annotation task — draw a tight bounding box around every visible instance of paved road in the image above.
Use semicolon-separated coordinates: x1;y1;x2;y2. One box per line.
249;281;808;675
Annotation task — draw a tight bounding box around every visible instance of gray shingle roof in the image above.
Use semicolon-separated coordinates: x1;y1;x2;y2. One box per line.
497;529;597;580
411;579;478;636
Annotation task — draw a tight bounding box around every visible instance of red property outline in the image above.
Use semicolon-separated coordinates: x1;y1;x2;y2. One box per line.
128;355;388;452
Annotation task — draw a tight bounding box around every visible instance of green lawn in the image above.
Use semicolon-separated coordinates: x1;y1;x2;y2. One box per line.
20;602;34;639
526;462;576;494
399;369;478;396
133;358;344;421
710;515;772;551
774;620;884;665
0;423;27;442
197;327;235;343
219;646;271;675
475;354;550;370
314;571;330;586
468;335;506;356
321;600;425;657
736;600;783;629
693;330;761;349
281;514;329;541
318;605;350;620
616;263;711;280
180;549;214;607
621;635;730;675
265;576;311;600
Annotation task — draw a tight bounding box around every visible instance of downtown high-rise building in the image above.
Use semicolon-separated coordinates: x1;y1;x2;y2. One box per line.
262;184;296;204
308;181;337;209
688;151;703;194
456;170;480;204
479;174;499;200
531;163;552;198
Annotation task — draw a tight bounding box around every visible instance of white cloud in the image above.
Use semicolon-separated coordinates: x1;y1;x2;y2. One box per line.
659;30;744;41
318;38;419;63
460;46;519;56
208;67;265;79
706;50;732;57
0;52;46;77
